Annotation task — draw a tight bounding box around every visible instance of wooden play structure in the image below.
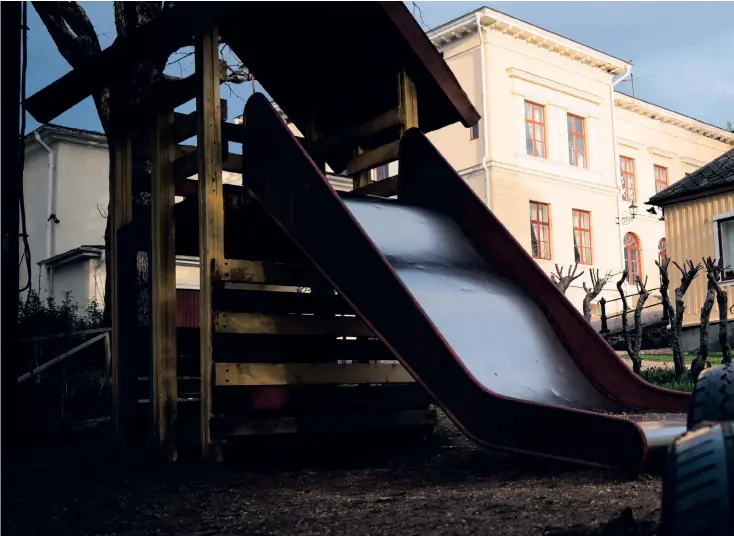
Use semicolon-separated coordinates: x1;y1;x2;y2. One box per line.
26;2;479;461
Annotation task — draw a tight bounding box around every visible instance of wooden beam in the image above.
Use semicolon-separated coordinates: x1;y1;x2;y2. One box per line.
111;134;134;446
212;409;434;437
213;312;373;337
174;149;243;185
172;101;231;144
399;69;419;132
17;333;108;383
311;107;405;157
24;4;242;124
214;362;414;386
196;27;225;459
150;106;179;461
346;140;400;177
349;175;398;198
220;259;319;287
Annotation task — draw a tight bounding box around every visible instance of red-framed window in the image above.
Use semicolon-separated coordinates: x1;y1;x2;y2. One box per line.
572;209;592;264
624;232;642;284
525;101;546;158
658;237;667;265
470;123;479;140
373;164;389;182
529;201;551;259
567;114;587;168
620;156;636;203
654;165;669;194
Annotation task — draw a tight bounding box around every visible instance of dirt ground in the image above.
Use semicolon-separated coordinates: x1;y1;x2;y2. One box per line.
2;412;664;536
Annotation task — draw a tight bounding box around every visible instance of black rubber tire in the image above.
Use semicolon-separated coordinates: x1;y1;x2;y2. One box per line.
687;363;734;430
660;422;734;536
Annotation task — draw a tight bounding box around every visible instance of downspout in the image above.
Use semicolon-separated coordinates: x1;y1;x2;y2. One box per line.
476;11;491;208
610;67;632;274
34;131;56;298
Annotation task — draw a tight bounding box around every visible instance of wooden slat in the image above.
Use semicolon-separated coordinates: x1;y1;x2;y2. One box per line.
220;259;319;286
173;106;235;145
212;409;434;437
17;333;108;383
348;175;398;198
215;362;414;386
174;153;244;190
211;335;393;364
214;312;373;337
196;27;225;459
212;384;432;415
346;140;400;176
150;106;179;461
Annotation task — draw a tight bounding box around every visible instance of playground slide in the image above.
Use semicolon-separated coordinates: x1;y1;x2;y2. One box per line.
241;94;690;470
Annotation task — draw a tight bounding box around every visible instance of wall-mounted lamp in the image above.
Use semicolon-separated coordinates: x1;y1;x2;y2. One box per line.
616;202;638;225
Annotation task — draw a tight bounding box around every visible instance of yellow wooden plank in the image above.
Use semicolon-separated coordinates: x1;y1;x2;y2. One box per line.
398;69;419;132
346;140;400;177
151;106;179;461
196;26;224;459
214;312;373;337
214;362;415;386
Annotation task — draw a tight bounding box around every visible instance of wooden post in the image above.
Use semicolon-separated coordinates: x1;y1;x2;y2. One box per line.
397;68;418;198
150;106;179;461
196;27;224;459
111;134;134;445
599;297;609;334
398;69;419;133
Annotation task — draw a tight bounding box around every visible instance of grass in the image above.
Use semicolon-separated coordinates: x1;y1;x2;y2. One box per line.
640;366;696;392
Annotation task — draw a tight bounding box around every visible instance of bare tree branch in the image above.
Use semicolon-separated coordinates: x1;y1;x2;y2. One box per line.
582;269;613;321
550;262;584;294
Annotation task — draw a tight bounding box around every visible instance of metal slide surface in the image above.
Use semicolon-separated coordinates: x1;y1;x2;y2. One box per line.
241;94;690;470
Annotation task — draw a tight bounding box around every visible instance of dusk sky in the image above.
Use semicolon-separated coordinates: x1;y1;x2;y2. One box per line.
24;2;734;134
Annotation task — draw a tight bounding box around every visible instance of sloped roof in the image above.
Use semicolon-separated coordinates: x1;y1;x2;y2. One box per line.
647;148;734;207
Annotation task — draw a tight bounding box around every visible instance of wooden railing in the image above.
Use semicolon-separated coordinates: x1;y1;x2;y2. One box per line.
598;283;668;334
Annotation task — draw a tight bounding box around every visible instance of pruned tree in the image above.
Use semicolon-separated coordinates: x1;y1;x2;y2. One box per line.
690;259;717;380
582;269;613;321
704;257;732;365
616;270;649;375
33;2;247;325
550;262;584;294
656;258;702;377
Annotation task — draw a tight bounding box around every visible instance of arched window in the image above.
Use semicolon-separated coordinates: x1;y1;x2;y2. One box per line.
658;238;667;265
623;233;642;284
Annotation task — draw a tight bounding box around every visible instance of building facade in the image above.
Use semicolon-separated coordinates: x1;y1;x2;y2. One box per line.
424;7;734;314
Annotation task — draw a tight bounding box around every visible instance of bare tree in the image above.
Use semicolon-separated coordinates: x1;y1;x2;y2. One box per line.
704;257;732;365
656;258;702;377
550;263;584;294
616;270;649;375
582;269;613;321
33;2;247;324
691;259;717;380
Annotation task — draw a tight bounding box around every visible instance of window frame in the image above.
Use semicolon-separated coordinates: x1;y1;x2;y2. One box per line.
373;164;390;182
623;232;642;285
567;114;587;168
529;201;552;260
572;209;593;265
620;156;637;203
524;100;547;159
469;123;479;141
654;165;669;194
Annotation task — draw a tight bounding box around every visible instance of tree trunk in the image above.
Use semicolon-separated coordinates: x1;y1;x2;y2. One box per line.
616;270;642;375
691;282;715;380
582;295;592;322
631;279;651;376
